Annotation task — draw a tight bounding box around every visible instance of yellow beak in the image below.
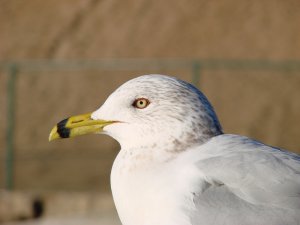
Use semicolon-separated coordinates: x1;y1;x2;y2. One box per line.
49;113;116;141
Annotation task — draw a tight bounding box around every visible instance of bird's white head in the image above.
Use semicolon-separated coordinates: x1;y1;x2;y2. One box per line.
90;75;223;151
49;75;222;155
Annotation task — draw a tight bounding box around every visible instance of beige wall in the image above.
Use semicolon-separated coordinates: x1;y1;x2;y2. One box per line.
0;0;300;191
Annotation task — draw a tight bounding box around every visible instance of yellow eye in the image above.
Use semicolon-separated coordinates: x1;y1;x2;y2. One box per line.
132;98;150;109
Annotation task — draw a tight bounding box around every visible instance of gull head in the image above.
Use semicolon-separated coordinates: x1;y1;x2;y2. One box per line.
50;74;222;152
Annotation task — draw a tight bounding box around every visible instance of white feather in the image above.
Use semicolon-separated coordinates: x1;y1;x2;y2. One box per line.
91;74;300;225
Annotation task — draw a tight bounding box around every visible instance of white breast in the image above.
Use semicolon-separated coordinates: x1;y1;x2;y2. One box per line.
110;149;202;225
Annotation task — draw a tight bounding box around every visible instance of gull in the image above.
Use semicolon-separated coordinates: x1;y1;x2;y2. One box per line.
49;74;300;225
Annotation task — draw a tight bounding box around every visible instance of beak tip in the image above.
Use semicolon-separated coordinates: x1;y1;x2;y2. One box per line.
48;135;54;142
49;126;59;142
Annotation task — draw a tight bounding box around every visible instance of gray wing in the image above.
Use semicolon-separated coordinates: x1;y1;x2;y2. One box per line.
191;134;300;225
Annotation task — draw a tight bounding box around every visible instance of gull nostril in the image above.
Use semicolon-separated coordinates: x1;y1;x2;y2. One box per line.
73;119;83;124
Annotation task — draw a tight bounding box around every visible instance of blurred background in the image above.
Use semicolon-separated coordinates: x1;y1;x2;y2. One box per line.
1;0;300;224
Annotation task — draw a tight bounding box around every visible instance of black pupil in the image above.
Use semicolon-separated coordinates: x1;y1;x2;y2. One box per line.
139;101;144;105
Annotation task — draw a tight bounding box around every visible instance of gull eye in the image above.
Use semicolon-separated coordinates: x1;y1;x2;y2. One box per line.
132;98;150;109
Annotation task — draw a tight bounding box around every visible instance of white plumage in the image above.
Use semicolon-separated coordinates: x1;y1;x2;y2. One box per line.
90;75;300;225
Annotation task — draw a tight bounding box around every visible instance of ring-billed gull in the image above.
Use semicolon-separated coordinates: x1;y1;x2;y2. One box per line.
49;75;300;225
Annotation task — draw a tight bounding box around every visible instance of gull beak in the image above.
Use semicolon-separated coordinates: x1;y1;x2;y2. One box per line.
49;112;116;141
